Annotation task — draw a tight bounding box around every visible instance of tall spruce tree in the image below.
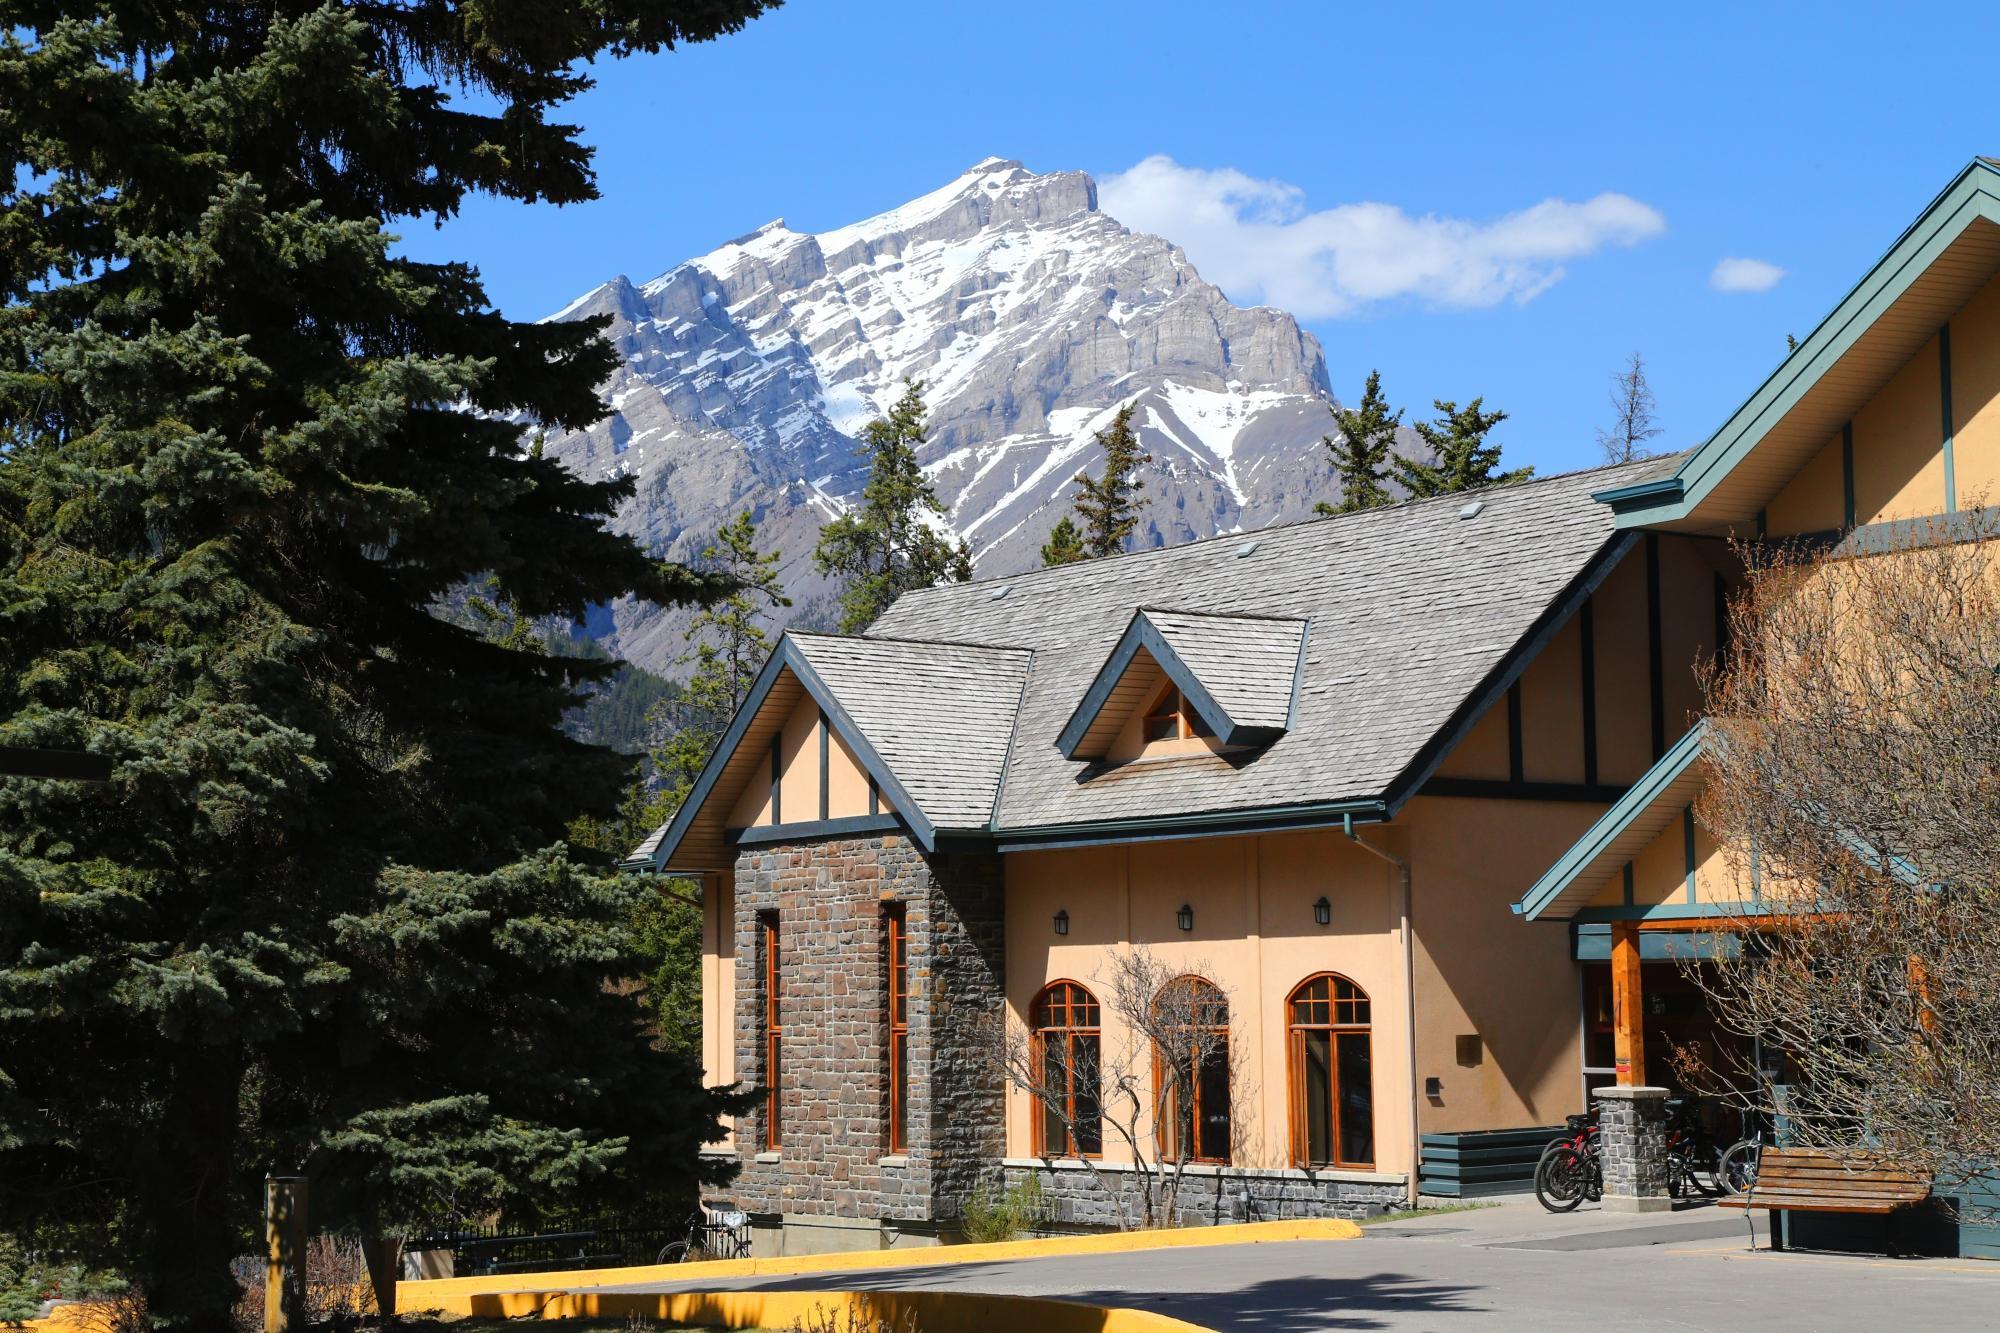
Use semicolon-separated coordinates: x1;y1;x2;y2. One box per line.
813;381;971;632
1596;350;1663;464
0;4;772;1326
1392;397;1533;498
1316;371;1402;516
1068;404;1152;558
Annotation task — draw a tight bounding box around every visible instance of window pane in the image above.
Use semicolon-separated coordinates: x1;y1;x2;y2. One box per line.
1303;1030;1333;1164
1336;1031;1374;1166
1072;1034;1103;1156
890;1030;907;1151
1197;1043;1231;1162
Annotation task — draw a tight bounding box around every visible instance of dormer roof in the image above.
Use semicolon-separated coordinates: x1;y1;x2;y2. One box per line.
1056;609;1307;759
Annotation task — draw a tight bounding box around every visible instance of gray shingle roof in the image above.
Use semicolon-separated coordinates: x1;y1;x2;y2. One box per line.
1145;609;1306;733
863;456;1679;833
788;633;1032;831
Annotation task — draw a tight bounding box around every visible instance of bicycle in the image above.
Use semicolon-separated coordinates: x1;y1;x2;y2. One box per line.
1716;1130;1763;1196
655;1199;753;1263
1534;1112;1603;1213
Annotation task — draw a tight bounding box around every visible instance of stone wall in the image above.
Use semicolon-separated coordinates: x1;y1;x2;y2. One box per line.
1002;1162;1404;1228
728;833;1005;1229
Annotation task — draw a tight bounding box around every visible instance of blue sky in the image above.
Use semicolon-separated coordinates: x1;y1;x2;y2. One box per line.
399;0;2000;477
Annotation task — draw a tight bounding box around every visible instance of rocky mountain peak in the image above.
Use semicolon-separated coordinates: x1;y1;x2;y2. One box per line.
538;159;1352;673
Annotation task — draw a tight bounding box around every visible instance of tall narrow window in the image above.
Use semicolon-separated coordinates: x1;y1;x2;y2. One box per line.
886;904;909;1153
1031;981;1103;1157
761;912;782;1150
1288;973;1373;1169
1155;976;1231;1165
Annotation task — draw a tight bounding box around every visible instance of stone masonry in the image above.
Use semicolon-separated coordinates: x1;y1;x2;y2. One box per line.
1594;1085;1671;1213
730;834;1005;1231
1003;1162;1405;1228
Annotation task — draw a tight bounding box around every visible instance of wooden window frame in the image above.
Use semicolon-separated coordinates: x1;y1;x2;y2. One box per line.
1030;980;1103;1159
1286;971;1374;1170
761;912;782;1151
886;903;909;1154
1141;683;1214;744
1153;975;1232;1166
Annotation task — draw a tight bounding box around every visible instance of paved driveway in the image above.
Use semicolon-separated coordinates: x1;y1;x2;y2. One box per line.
598;1200;2000;1331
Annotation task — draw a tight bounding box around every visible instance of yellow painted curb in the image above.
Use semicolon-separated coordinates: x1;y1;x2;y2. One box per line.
399;1216;1362;1314
467;1286;1214;1333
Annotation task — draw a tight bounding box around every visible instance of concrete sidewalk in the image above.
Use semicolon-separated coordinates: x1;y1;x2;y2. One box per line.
596;1198;2000;1331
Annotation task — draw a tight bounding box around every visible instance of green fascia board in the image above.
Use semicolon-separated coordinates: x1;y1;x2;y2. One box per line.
1599;159;2000;527
1053;609;1285;758
1513;722;1709;921
628;636;935;874
991;797;1387;854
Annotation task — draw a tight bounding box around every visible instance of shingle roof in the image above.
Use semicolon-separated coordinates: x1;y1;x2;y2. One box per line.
864;455;1680;835
788;633;1032;831
1145;609;1306;733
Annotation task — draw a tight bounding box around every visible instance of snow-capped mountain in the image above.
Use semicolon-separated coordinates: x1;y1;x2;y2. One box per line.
545;157;1353;672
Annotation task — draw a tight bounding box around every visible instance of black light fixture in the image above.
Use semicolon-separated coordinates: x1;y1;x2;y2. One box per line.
1053;909;1069;936
1313;896;1332;927
1176;903;1194;932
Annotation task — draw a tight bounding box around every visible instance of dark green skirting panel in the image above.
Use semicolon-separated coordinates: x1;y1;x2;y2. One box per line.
1418;1126;1562;1197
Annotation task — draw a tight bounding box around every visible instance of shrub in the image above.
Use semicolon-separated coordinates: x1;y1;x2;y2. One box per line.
959;1174;1046;1245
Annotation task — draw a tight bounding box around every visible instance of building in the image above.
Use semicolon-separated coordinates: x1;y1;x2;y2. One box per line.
626;158;2000;1255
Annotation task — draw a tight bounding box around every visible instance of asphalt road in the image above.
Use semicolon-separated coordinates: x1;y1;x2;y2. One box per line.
596;1200;2000;1331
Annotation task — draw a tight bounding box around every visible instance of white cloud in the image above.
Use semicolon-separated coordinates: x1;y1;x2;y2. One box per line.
1710;256;1786;293
1095;155;1667;319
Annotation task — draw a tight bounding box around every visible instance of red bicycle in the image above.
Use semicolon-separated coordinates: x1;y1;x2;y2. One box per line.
1534;1111;1603;1212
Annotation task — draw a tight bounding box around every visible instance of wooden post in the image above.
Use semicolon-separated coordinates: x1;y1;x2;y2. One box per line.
264;1176;306;1333
1611;922;1646;1086
360;1235;400;1318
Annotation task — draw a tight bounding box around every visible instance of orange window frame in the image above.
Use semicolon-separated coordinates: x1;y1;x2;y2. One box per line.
761;913;782;1151
886;904;909;1153
1286;972;1374;1170
1142;683;1214;743
1153;976;1231;1165
1030;980;1103;1158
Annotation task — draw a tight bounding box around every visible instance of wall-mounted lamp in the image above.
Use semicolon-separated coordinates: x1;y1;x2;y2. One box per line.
1313;896;1331;927
1053;909;1069;936
1176;903;1194;932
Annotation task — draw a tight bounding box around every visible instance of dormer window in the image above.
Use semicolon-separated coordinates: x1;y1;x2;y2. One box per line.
1144;685;1215;743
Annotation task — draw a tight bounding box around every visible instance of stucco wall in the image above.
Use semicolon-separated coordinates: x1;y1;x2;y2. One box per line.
727;694;882;828
1003;830;1413;1180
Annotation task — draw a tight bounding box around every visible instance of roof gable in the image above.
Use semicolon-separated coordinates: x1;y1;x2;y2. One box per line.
1055;609;1306;759
1604;159;2000;531
627;634;1032;873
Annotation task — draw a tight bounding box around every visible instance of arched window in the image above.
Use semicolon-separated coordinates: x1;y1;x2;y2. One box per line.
1288;973;1373;1169
1031;980;1103;1158
1154;976;1231;1164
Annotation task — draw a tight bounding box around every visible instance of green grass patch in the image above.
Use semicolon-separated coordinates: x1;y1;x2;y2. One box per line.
1360;1201;1499;1226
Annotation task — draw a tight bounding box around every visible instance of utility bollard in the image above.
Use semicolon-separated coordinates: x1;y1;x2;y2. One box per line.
264;1176;307;1333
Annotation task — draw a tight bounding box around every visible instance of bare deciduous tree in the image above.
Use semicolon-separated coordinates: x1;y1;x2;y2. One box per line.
995;947;1247;1230
1682;519;2000;1203
1597;350;1663;464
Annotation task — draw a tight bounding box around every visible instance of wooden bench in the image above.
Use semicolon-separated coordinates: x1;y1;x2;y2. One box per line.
1719;1147;1931;1252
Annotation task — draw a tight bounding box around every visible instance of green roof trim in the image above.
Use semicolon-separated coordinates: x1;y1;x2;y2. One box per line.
1514;723;1708;921
1598;158;2000;527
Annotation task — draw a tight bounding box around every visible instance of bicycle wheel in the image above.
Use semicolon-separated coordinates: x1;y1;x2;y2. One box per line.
655;1240;690;1264
1535;1142;1589;1213
1666;1152;1688;1199
1717;1139;1761;1196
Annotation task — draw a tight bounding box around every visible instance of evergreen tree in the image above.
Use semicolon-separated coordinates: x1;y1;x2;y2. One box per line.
1069;404;1152;558
1392;398;1533;498
570;509;787;1057
1315;371;1402;516
1596;351;1663;464
814;382;971;632
0;4;771;1325
1040;515;1086;567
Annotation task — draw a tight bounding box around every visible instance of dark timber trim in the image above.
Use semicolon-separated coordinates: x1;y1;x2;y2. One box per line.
1841;421;1856;530
769;735;782;826
1420;777;1630;804
1713;572;1731;674
1941;322;1958;513
1684;804;1699;904
1580;597;1599;788
818;708;830;821
1646;532;1665;762
869;775;880;816
729;814;904;847
1622;861;1636;907
1506;683;1524;783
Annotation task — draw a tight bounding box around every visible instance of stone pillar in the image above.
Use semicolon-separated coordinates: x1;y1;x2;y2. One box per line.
1594;1086;1672;1213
